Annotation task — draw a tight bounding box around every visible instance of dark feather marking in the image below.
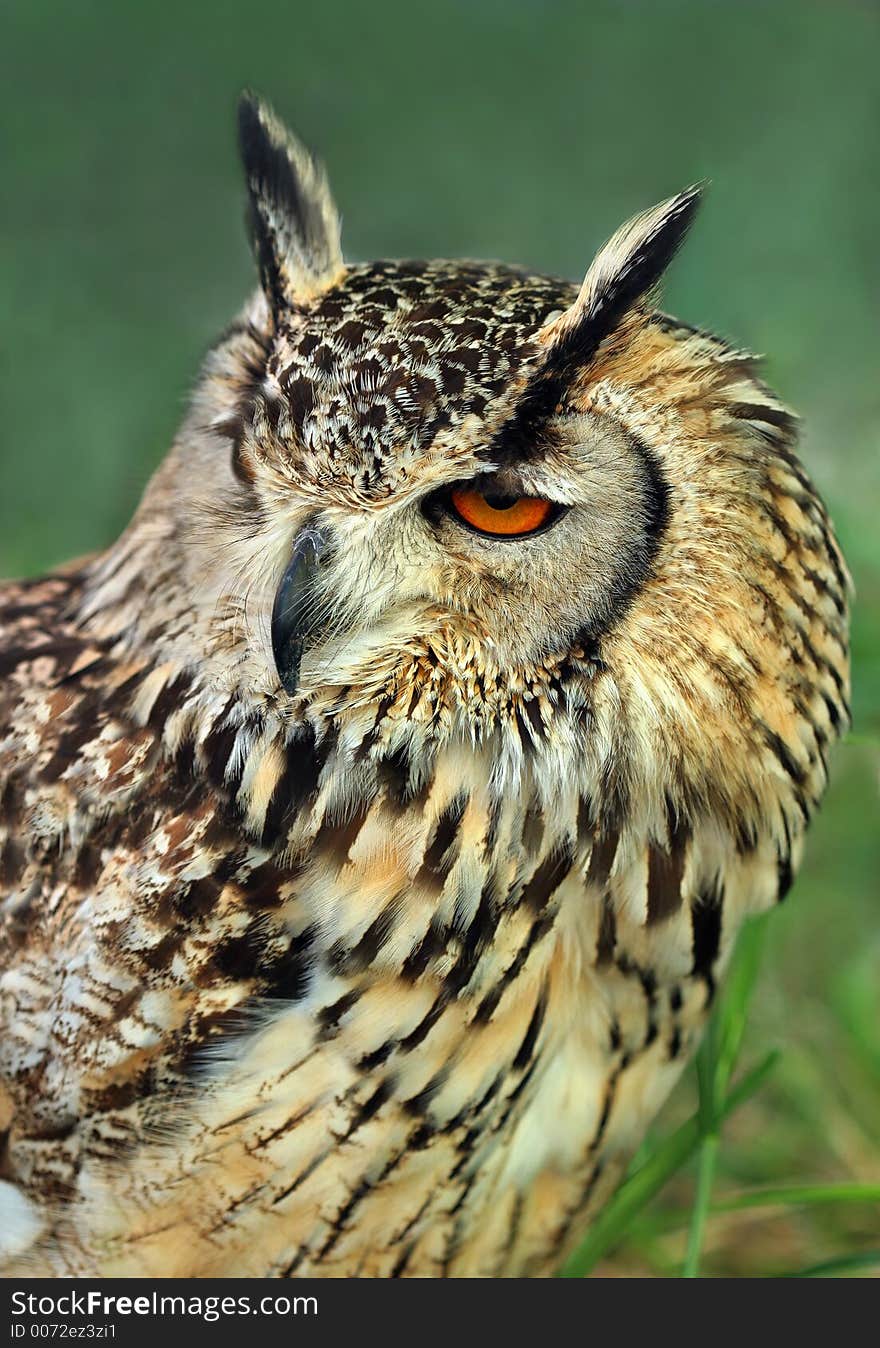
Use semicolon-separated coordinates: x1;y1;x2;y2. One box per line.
0;642;52;680
512;988;548;1072
217;715;264;802
259;778;294;849
343;1079;391;1140
256;724;326;847
519;845;573;913
819;653;848;708
639;973;658;1039
211;921;306;993
391;1194;433;1250
595;895;617;965
522;803;544;856
145;669;192;731
176;854;239;922
523;696;545;741
271;1148;335;1208
329;898;401;977
356;1039;395;1072
484;790;504;854
261;925;317;1001
493;1056;540;1133
315;1175;371;1256
240;858;292;910
576;795;596;845
419;792;468;878
443;879;498;997
473;913;553;1023
252;1103;316;1153
733;810;759;855
377;743;424;809
284;723;326;806
397;996;450;1052
140;930;184;974
402;1067;450;1119
761;724;807;786
319;803;370;866
646;818;690;925
440;1172;480;1275
0;772;25;828
514;707;533;750
85;1074;155;1119
0;835;26;893
174;1007;255;1078
728;400;798;436
317;990;359;1037
800;563;847;618
586;831;619;890
389;1242;418;1278
440;1073;506;1136
408;1122;434;1150
691;885;723;996
589;1055;629;1155
201;702;241;791
276;1246;309;1279
401;919;449;983
451;1125;482;1171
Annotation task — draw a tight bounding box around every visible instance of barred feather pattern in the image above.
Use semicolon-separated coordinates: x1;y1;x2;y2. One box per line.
0;258;849;1277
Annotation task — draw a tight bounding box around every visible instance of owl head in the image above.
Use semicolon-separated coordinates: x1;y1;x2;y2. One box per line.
229;94;699;711
96;93;846;852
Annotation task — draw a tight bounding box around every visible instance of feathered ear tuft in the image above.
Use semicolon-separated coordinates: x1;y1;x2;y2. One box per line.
237;91;344;317
542;185;703;374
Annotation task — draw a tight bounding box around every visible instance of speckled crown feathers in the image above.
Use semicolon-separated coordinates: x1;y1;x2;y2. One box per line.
236;94;703;483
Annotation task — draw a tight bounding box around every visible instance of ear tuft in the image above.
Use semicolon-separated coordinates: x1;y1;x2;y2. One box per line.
237;91;344;315
543;184;703;373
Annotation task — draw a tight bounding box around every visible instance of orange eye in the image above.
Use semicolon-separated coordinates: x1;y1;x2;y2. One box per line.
449;486;555;537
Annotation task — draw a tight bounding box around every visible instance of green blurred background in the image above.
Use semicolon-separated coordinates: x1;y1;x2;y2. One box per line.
2;0;878;1274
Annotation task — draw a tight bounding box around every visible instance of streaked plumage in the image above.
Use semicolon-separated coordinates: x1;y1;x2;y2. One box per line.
0;94;849;1277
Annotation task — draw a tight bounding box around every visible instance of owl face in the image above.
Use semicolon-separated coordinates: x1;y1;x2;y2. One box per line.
227;96;698;710
121;93;845;848
244;262;668;698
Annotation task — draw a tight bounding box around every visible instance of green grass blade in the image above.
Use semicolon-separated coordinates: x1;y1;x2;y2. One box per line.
635;1182;880;1235
779;1249;880;1278
681;1132;719;1277
712;917;768;1106
679;918;769;1277
559;1117;702;1278
713;1182;880;1214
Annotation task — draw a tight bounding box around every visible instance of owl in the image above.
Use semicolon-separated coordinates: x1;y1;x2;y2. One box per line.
0;94;850;1278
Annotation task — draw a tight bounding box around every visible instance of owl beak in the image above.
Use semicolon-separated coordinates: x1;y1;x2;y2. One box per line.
271;524;331;694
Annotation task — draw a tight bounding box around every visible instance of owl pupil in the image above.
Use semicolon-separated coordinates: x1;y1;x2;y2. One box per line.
482;490;520;510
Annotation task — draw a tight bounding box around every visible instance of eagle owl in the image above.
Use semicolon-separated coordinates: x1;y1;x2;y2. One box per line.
0;95;850;1278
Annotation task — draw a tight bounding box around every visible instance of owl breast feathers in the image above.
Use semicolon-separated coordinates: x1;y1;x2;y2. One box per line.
0;94;849;1277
